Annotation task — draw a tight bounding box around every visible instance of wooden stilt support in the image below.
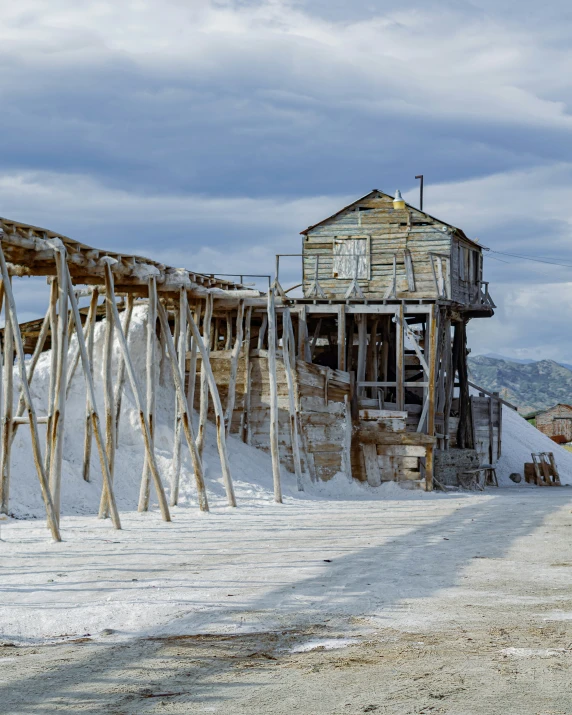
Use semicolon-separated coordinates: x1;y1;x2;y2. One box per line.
186;301;201;430
44;279;58;474
63;264;121;529
48;248;69;522
257;313;267;351
225;300;244;437
82;288;99;482
298;305;310;362
356;314;367;398
240;306;253;443
156;297;209;512
196;294;213;458
267;287;282;503
170;287;188;506
98;272;115;520
185;301;236;507
138;276;157;512
102;262;171;522
425;305;438;492
0;279;13;515
395;303;405;411
114;294;134;441
0;246;61;540
337;304;346;371
282;307;304;491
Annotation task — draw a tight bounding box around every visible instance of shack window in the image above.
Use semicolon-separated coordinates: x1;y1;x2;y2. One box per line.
333;238;369;279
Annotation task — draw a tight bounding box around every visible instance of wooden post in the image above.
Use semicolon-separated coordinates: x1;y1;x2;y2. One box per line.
44;278;58;474
196;293;213;457
225;313;232;351
63;263;121;530
442;316;453;451
395;303;404;411
185;301;236;507
356;314;367;398
337;304;346;371
453;320;474;449
0;279;13;515
156;298;209;512
114;294;134;441
48;248;69;522
138;276;157;512
425;305;439;492
11;303;52;444
298;305;310;362
282;307;304;491
170;287;188;506
267;287;282;503
82;288;99;482
0;246;61;540
257;313;267;351
225;300;244;437
240;306;253;443
102;262;171;522
98;271;115;520
187;301;201;430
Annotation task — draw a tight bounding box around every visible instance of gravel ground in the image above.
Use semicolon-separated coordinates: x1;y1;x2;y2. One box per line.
2;488;572;714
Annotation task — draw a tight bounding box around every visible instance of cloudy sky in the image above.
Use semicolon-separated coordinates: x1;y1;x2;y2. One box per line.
2;0;572;360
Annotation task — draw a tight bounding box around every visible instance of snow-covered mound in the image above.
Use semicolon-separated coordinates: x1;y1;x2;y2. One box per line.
496;405;572;485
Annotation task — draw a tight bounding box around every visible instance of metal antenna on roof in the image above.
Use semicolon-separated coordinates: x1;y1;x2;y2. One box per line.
415;175;424;211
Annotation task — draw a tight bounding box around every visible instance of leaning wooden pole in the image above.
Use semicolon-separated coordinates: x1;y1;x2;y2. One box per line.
185;301;236;507
196;293;213;457
138;276;157;512
98;274;116;520
114;294;134;441
240;306;253;443
0;278;14;515
156;298;209;512
267;287;282;503
225;300;244;437
0;245;61;541
82;288;99;482
64;263;121;530
282;307;304;492
102;262;171;522
48;247;70;522
170;287;188;506
44;278;58;474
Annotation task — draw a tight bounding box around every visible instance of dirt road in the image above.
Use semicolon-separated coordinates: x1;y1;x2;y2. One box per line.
2;489;572;713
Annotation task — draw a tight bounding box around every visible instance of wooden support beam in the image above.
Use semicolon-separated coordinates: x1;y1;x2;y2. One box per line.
267;287;282;503
82;288;99;482
0;246;61;540
240;306;253;444
98;269;115;520
138;276;157;512
185;301;236;507
337;304;346;372
357;314;367;398
0;279;13;515
44;279;58;475
64;262;121;530
49;247;69;522
257;313;268;351
282;307;304;492
156;297;209;512
395;303;405;411
225;300;244;437
170;287;188;506
186;301;201;432
113;294;134;441
102;262;171;522
196;294;213;458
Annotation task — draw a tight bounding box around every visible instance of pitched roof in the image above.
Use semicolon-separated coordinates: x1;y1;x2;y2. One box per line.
300;189;484;249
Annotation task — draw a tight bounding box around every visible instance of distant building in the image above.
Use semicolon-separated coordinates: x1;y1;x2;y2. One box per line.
533;404;572;442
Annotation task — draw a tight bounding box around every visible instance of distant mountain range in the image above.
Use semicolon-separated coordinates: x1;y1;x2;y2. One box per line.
468;355;572;414
483;353;572;372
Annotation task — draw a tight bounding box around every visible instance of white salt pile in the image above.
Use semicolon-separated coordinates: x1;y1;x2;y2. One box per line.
5;304;571;520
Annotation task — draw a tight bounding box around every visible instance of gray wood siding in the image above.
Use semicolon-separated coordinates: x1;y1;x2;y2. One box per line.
302;195;454;300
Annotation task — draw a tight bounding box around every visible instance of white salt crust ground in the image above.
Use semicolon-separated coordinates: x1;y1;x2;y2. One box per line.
1;305;571;642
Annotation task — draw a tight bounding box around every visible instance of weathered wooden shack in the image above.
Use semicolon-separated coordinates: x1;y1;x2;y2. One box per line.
534;404;572;442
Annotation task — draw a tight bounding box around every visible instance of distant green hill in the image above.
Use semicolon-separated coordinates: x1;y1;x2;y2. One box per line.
468;356;572;414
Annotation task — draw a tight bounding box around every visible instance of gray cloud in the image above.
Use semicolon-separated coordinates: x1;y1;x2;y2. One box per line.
1;1;572;358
